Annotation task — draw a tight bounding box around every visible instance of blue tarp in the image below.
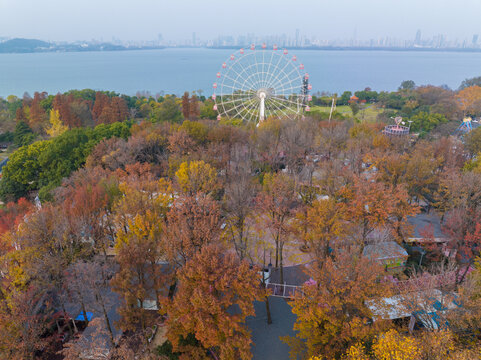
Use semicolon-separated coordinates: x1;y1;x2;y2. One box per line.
75;311;93;322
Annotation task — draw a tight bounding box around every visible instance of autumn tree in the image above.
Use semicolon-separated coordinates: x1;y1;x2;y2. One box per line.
435;170;481;218
343;329;478;360
372;329;422;360
450;258;481;335
0;197;33;236
339;177;400;247
167;129;197;156
190;93;200;118
46;108;68;137
175;160;219;196
253;118;284;171
292;197;347;263
165;244;263;360
222;162;257;260
443;214;481;283
465;127;481;156
181;91;190;119
28;91;47;132
66;260;117;346
283;249;391;359
164;195;221;268
61;180;111;258
0;205;77;358
256;172;298;285
456;85;481;116
92;92;109;121
111;178;173;331
0;287;53;359
280;119;315;178
98;97;129;124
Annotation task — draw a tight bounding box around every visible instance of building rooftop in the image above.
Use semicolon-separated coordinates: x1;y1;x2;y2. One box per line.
269;264;310;286
407;212;446;240
363;241;408;261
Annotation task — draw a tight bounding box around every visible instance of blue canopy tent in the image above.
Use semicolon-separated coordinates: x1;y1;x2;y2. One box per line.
74;311;93;322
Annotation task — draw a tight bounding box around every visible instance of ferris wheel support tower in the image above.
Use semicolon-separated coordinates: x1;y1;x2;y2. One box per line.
259;90;266;122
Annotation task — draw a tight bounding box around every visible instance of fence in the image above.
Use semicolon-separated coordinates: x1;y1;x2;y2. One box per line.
266;283;303;298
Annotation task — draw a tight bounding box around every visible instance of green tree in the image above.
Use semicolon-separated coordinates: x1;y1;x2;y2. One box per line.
350;102;360;116
338;91;352;105
399;80;416;91
409;112;447;133
0;140;50;201
460;76;481;90
151;96;182;123
0;122;131;201
200;99;217;119
13;121;35;147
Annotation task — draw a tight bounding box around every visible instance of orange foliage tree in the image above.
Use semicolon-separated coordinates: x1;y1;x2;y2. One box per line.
283;250;391;359
456;85;481;116
165;244;263;360
339;176;418;246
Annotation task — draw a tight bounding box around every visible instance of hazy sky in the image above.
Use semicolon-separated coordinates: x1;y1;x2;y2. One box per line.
1;0;481;42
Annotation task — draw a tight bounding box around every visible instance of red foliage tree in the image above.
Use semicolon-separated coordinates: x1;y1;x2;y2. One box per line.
181;91;190;119
0;198;33;235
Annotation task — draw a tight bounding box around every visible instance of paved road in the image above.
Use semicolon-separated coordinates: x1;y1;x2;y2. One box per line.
246;296;298;360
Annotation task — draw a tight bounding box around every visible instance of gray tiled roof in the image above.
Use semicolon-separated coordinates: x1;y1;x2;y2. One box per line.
363;241;408;260
407;212;446;238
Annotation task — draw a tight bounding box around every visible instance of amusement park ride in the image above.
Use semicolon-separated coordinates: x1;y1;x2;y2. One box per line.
212;44;311;124
383;117;411;136
456;116;475;133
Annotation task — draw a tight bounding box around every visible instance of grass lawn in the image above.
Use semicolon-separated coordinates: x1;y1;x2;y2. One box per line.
0;149;10;161
311;104;385;123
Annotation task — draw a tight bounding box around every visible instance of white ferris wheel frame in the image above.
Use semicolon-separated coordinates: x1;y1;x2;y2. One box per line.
213;46;309;124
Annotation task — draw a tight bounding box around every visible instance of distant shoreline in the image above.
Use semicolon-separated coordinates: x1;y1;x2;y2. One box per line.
206;45;481;53
2;38;481;55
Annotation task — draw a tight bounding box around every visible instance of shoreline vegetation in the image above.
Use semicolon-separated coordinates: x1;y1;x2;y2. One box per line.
2;38;481;54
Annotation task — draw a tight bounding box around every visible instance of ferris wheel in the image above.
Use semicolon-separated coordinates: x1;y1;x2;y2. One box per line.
212;44;312;124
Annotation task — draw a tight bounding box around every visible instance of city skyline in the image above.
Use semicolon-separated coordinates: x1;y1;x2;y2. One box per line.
2;0;481;44
2;29;481;51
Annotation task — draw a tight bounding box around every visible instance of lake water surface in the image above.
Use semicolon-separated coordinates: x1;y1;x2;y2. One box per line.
0;48;480;97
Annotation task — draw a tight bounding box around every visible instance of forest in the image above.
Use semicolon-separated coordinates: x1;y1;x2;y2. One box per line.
2;77;481;359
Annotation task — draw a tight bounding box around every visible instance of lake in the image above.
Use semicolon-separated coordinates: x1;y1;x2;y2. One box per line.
1;48;481;97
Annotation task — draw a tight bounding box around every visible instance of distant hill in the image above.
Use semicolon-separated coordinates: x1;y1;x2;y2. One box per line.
0;38;163;53
0;38;51;53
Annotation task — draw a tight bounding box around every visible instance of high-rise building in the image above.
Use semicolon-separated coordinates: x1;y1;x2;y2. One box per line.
295;29;300;47
415;29;421;45
473;34;479;47
192;32;196;46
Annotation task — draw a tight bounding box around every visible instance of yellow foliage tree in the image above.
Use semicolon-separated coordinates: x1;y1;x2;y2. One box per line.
456;86;481;116
175;160;218;195
46;109;68;137
345;343;369;360
112;177;173;331
418;330;455;360
372;329;422;360
292;197;346;262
